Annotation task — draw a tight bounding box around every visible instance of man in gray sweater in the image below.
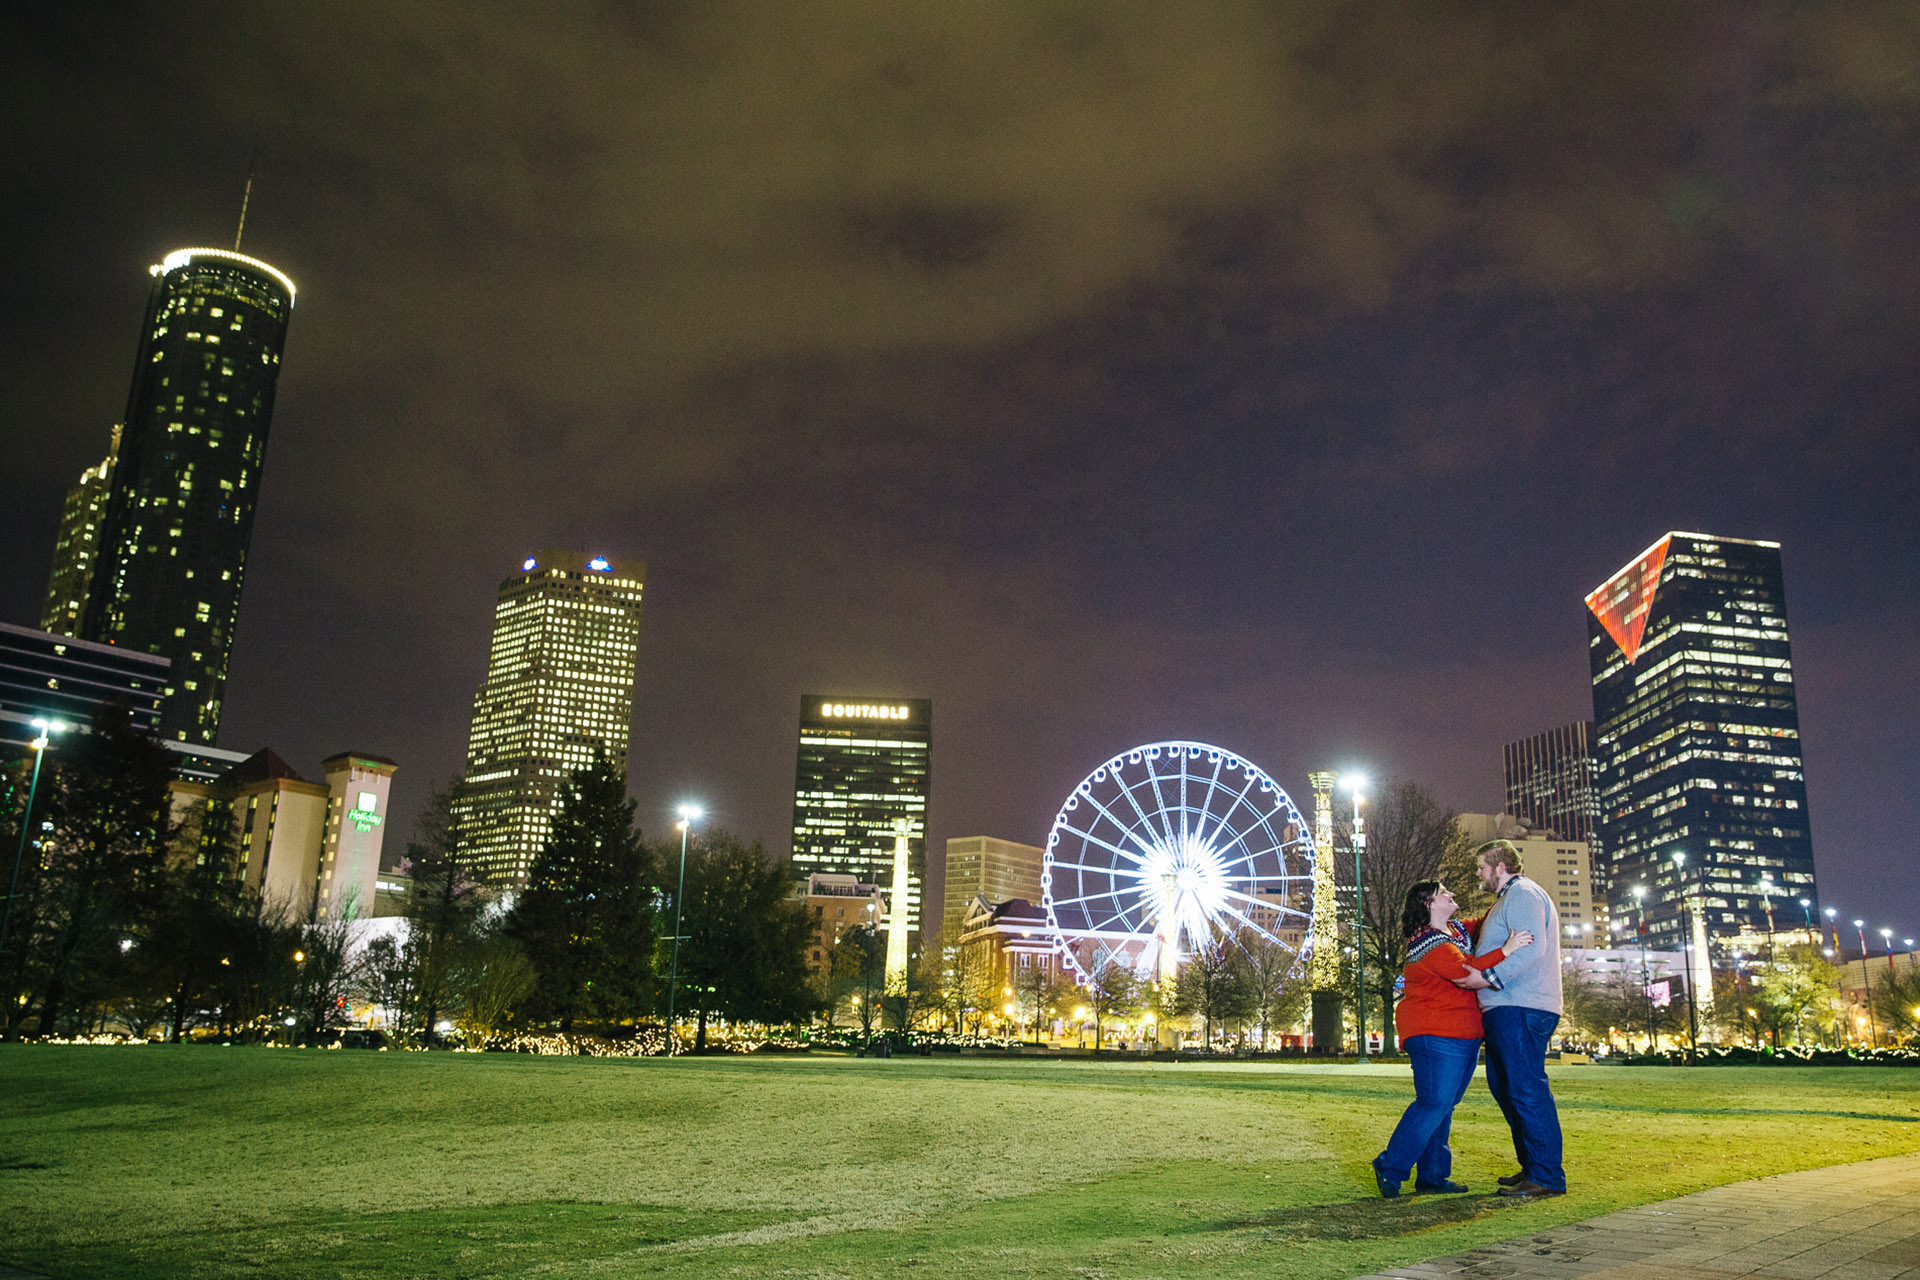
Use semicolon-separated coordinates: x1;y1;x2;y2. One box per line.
1471;839;1566;1198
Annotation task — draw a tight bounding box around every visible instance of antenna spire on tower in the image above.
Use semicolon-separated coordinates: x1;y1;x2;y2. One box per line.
234;162;255;252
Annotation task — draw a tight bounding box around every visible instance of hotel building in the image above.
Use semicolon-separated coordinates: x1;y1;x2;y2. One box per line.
791;696;931;937
1587;532;1817;956
451;550;646;885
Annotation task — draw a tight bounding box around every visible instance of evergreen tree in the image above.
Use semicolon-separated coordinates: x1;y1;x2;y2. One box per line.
9;704;177;1037
675;830;818;1050
506;755;655;1032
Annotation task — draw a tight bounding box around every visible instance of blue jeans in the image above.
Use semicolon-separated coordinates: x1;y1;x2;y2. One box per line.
1377;1034;1481;1186
1482;1005;1565;1192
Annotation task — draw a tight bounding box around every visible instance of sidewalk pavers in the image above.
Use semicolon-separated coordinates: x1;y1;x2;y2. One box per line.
1354;1152;1920;1280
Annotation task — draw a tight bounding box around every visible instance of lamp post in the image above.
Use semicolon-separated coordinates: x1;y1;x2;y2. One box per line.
1673;852;1698;1064
1824;905;1838;952
664;803;702;1053
1;718;66;967
1798;897;1813;945
1757;877;1779;960
1855;919;1878;1048
1342;774;1367;1061
1632;884;1653;1050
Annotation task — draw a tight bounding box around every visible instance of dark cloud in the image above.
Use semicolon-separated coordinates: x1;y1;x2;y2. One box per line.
2;3;1915;930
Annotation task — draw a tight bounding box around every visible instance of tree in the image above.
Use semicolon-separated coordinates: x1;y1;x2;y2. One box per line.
1871;965;1920;1045
450;923;536;1043
401;783;487;1040
7;704;178;1037
1081;956;1142;1050
1173;940;1254;1047
1752;944;1843;1046
830;923;884;1041
290;895;359;1040
1345;781;1468;1050
505;755;655;1031
1235;929;1311;1048
929;912;994;1036
674;830;818;1050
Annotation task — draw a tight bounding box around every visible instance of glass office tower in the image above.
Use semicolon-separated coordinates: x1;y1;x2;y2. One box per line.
791;697;931;935
1587;532;1817;953
1504;721;1604;916
451;550;646;886
81;249;295;745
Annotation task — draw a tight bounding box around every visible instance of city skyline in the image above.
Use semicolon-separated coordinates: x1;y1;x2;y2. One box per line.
2;8;1915;936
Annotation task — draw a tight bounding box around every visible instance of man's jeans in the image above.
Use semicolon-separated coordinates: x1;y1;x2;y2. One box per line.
1376;1034;1480;1186
1482;1005;1565;1191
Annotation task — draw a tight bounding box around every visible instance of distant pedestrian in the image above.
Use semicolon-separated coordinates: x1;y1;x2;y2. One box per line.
1472;838;1566;1199
1371;879;1531;1198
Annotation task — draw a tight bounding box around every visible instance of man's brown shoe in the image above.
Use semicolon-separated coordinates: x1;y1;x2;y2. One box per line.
1497;1178;1564;1200
1496;1171;1526;1187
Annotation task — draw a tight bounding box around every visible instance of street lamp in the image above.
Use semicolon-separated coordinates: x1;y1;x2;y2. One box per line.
1632;884;1653;1050
1855;919;1878;1048
664;803;703;1053
1824;905;1838;951
1;718;66;966
1341;774;1367;1061
1757;877;1778;959
1672;852;1698;1064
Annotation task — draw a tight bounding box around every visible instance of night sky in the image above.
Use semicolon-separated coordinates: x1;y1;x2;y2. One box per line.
4;5;1916;937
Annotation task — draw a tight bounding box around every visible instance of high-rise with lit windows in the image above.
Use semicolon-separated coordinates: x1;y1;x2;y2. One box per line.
1503;721;1603;919
1587;532;1817;955
791;697;931;937
79;249;295;744
451;550;646;886
41;426;121;639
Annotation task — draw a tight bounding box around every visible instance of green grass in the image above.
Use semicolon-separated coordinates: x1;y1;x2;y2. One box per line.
2;1047;1917;1279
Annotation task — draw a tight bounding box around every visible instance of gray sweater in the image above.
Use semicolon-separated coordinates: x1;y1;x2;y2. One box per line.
1473;874;1564;1014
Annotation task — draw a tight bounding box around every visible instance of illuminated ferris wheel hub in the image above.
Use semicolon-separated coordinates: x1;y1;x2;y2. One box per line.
1041;741;1319;989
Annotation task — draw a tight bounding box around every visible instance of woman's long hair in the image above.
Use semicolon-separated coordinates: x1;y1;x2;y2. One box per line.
1400;878;1443;941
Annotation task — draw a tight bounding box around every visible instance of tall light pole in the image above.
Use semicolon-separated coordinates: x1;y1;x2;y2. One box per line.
1757;877;1778;960
1342;774;1367;1061
1632;884;1653;1049
1855;919;1878;1048
1;719;66;967
1824;905;1838;952
664;803;702;1053
1673;852;1698;1064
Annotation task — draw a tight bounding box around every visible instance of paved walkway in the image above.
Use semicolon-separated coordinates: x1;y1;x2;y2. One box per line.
1354;1151;1920;1280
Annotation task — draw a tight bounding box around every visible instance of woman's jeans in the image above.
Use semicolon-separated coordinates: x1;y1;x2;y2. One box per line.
1377;1034;1481;1186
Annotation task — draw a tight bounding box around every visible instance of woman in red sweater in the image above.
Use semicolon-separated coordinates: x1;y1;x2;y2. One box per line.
1372;879;1532;1197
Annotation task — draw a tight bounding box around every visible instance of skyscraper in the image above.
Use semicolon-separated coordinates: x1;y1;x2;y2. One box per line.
1587;532;1817;954
791;697;931;937
1503;721;1603;918
40;426;120;638
80;248;295;744
451;550;646;885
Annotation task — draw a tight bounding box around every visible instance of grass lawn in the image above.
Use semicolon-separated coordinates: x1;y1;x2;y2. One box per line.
2;1047;1917;1279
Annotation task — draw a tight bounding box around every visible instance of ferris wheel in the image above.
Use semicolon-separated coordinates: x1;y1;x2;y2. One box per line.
1041;741;1317;987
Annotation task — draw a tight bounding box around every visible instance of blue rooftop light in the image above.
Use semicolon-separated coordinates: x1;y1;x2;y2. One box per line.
588;556;610;572
522;556;538;572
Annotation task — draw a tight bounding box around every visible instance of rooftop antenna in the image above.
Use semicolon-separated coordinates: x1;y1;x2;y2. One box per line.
233;158;256;252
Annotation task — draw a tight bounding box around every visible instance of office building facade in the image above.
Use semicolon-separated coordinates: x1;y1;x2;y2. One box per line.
1587;532;1817;954
0;621;167;755
81;248;296;745
942;836;1042;932
1503;720;1603;913
451;550;646;885
791;697;931;936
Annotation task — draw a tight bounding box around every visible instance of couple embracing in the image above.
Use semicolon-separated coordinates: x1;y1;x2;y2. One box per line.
1372;839;1566;1200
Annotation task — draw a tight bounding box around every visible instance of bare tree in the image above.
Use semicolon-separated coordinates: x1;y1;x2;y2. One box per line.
1082;952;1143;1050
1173;940;1254;1048
1235;928;1311;1048
1342;780;1469;1050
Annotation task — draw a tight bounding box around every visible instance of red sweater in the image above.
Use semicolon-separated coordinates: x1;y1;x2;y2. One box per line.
1394;918;1506;1041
